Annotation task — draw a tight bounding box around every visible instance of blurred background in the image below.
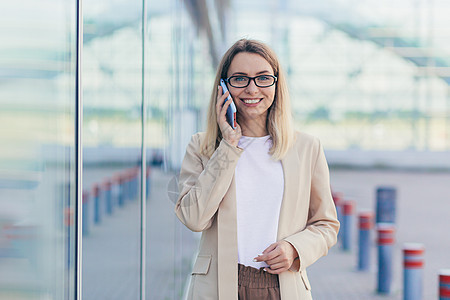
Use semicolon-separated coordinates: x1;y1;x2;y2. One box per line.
0;0;449;299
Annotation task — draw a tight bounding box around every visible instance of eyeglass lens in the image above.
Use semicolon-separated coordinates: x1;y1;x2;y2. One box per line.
228;75;275;87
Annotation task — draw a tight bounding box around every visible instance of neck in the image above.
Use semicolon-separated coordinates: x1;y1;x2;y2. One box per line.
238;115;268;137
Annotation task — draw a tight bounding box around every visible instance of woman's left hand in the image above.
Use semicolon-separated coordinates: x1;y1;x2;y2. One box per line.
253;241;299;274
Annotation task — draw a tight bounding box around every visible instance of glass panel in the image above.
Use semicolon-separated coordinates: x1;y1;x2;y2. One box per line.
145;1;215;298
0;0;77;299
81;0;143;298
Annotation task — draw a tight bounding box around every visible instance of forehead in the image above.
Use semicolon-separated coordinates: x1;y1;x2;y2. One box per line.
228;52;273;75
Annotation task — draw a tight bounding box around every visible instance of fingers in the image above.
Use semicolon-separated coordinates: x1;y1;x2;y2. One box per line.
264;258;289;275
235;122;242;132
265;254;289;268
216;85;241;147
267;262;285;270
254;243;278;262
265;262;286;274
216;86;230;112
254;242;292;274
220;96;231;119
216;86;232;125
263;243;278;254
254;252;277;263
264;264;286;275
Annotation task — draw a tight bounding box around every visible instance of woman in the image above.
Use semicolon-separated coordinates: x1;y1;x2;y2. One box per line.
175;39;339;300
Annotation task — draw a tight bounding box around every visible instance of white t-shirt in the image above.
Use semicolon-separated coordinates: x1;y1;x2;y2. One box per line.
235;135;284;269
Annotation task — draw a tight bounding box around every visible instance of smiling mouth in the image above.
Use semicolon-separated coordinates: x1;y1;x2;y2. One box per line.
241;98;262;104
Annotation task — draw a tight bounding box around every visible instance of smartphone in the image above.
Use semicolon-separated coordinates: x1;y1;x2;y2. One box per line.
220;79;237;129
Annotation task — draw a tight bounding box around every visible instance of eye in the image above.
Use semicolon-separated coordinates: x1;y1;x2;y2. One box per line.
233;76;247;82
257;75;271;81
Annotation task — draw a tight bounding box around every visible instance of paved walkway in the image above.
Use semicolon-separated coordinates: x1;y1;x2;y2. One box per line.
82;167;197;300
82;167;450;299
307;169;450;299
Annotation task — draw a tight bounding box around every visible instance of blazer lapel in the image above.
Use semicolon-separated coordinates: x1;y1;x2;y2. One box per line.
277;142;302;300
277;145;300;240
217;175;238;299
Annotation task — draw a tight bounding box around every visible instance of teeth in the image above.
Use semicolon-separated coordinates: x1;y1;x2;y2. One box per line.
243;99;261;104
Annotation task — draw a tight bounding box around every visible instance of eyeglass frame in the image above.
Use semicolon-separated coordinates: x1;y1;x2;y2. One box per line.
224;74;278;88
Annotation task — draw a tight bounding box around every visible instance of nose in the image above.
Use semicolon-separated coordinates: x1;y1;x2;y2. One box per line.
245;78;259;94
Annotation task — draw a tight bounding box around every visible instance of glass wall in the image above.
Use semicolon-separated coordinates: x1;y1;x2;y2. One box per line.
81;0;143;298
1;0;218;298
145;1;214;298
0;1;77;299
81;0;215;299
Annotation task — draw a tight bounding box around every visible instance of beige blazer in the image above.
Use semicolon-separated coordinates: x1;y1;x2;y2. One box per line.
175;131;339;299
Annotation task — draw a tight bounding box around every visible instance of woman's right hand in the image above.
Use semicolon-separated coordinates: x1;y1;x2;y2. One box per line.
216;85;242;147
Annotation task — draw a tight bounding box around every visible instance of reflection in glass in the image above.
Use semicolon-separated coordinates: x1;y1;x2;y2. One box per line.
145;1;215;298
81;0;142;298
0;0;77;299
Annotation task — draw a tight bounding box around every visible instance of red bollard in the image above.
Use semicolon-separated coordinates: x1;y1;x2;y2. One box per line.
377;223;395;294
82;191;90;235
114;174;125;207
342;200;355;251
130;167;139;200
440;269;450;300
102;179;113;215
92;184;101;224
123;170;132;201
403;243;425;300
358;212;374;271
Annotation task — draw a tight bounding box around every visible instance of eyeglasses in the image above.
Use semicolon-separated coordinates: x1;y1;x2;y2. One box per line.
225;75;277;88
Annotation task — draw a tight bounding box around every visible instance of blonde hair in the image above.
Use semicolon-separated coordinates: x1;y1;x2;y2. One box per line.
201;39;295;160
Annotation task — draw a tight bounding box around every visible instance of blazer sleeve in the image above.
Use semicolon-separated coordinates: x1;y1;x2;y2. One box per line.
175;133;243;232
284;140;340;271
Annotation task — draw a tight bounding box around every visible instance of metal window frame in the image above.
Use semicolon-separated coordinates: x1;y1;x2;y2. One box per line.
75;0;83;298
140;0;148;299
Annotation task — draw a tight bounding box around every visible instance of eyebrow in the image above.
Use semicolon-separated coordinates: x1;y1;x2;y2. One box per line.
230;70;272;76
